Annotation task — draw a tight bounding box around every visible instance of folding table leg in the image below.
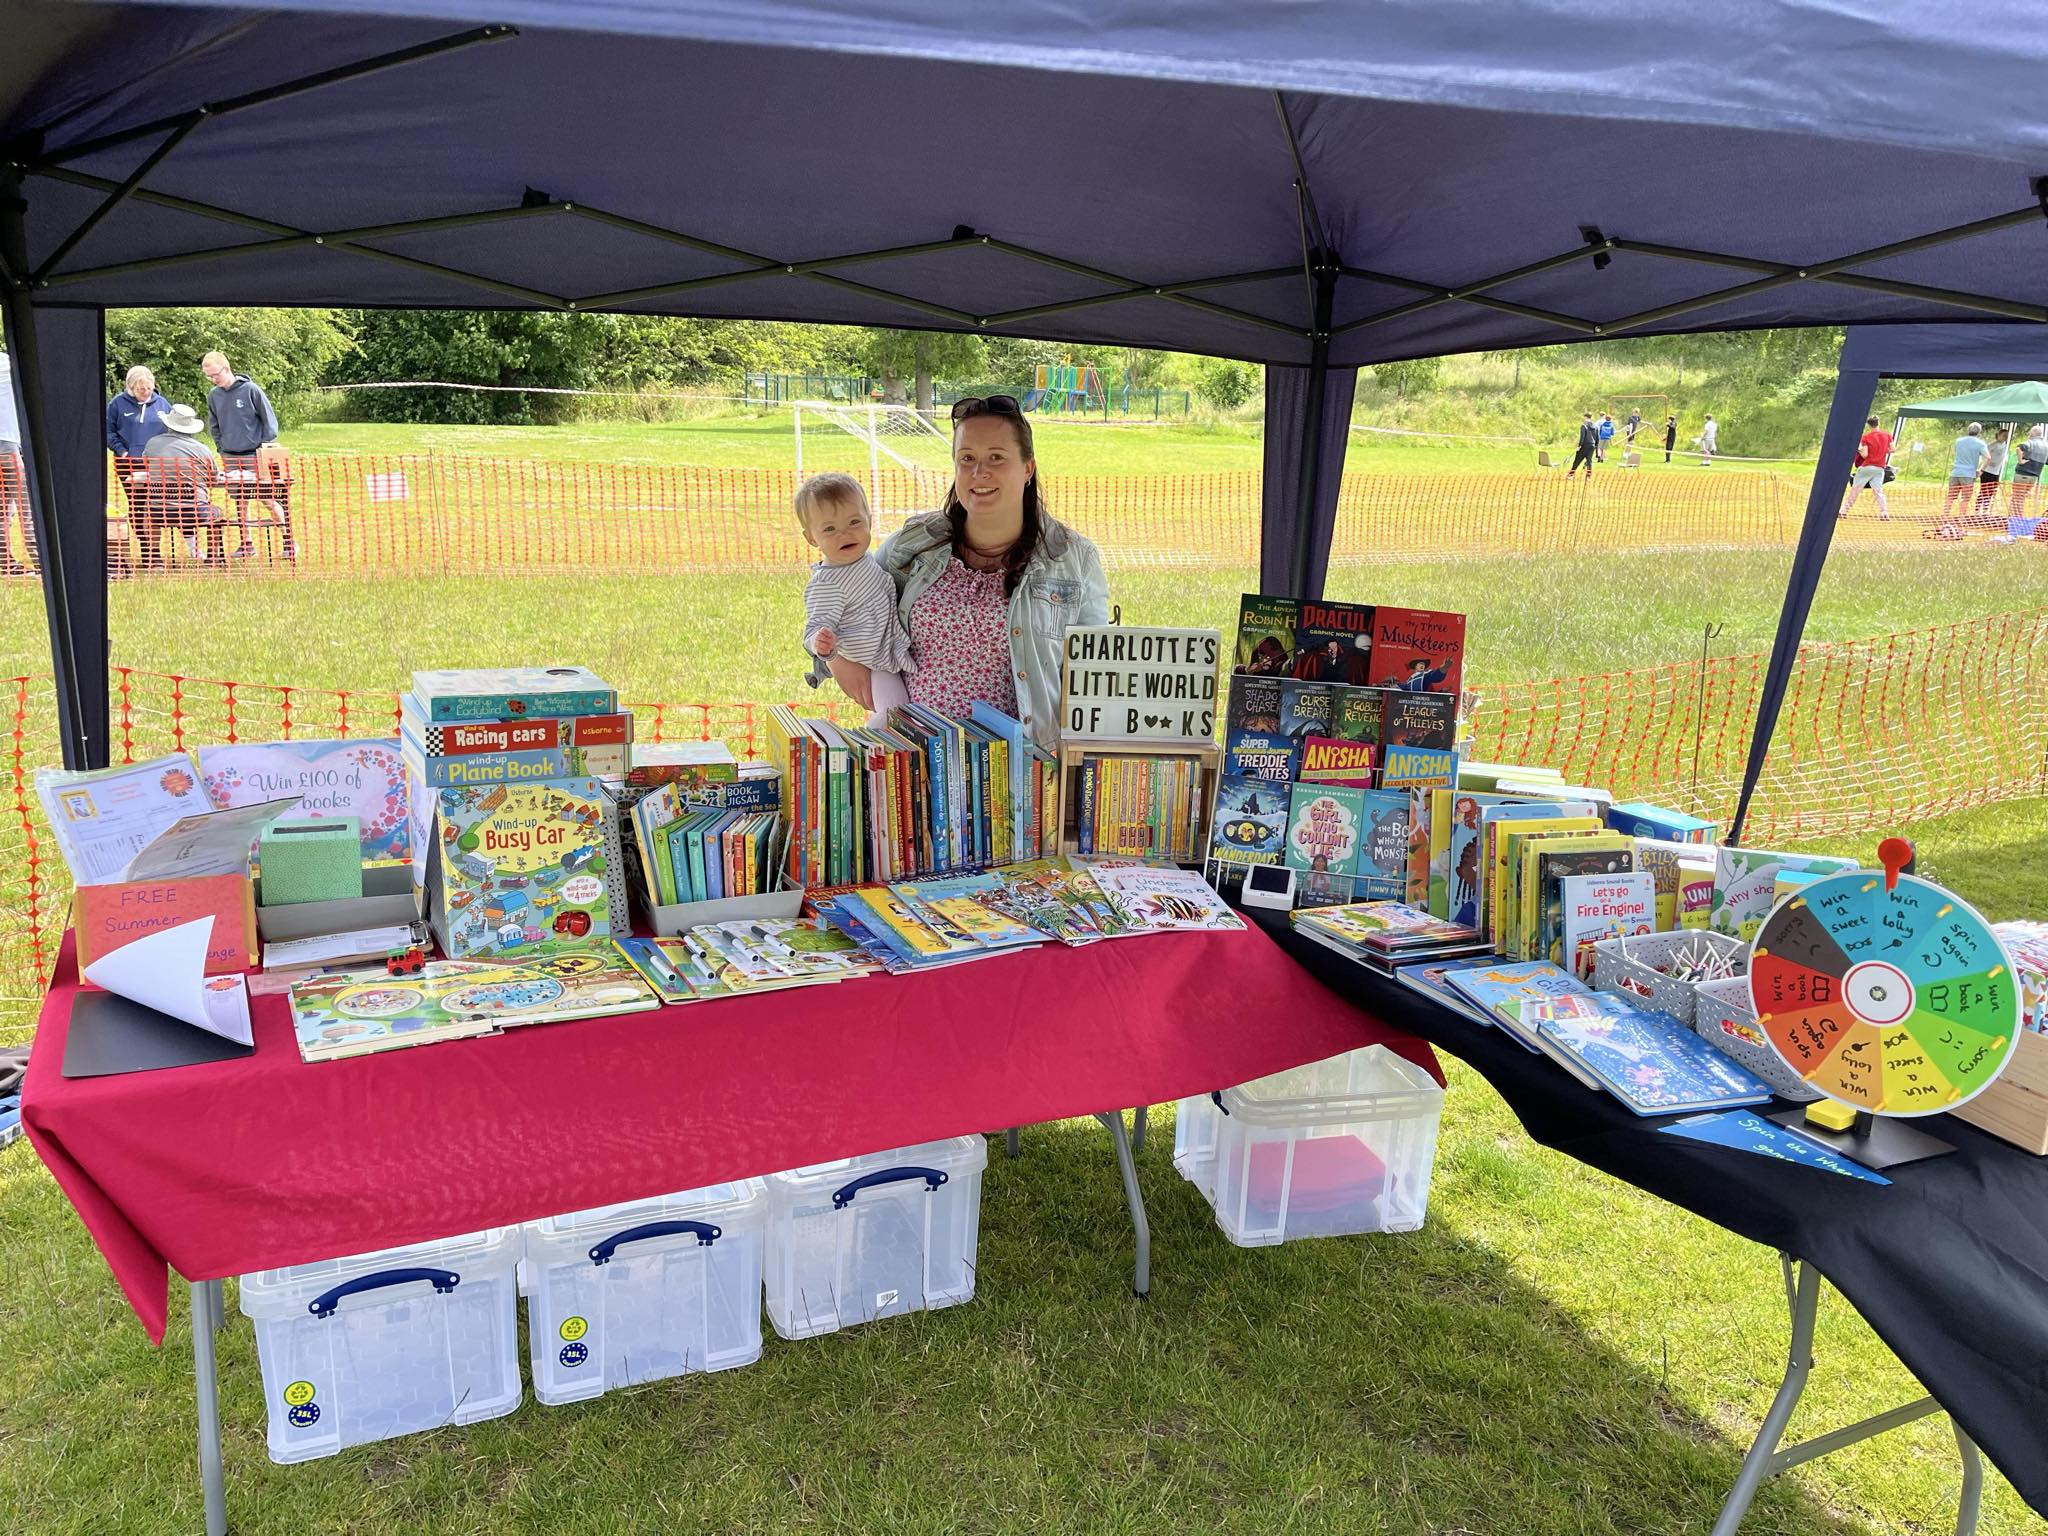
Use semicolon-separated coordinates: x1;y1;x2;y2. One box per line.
1954;1423;1982;1536
1005;1127;1021;1160
1131;1104;1148;1153
191;1279;228;1536
1709;1255;1819;1536
1094;1111;1150;1298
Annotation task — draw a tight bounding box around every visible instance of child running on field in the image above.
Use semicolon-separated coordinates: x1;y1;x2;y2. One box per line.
796;472;914;718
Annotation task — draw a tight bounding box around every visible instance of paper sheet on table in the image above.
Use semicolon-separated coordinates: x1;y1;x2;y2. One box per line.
120;795;302;881
80;916;253;1047
36;754;209;885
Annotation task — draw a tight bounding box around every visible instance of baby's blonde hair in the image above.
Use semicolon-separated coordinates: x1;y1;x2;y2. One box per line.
794;471;868;530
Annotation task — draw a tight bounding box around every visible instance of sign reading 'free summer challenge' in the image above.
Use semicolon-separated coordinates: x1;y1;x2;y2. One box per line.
1060;626;1220;740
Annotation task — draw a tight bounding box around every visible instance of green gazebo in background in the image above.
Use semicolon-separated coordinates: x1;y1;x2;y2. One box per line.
1894;381;2048;478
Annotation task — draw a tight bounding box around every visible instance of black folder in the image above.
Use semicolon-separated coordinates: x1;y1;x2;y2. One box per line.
62;990;255;1079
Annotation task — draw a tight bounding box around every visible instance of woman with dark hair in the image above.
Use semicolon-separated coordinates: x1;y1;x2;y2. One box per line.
826;394;1109;749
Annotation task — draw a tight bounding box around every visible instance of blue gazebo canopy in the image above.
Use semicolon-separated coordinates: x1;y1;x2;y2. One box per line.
5;0;2048;772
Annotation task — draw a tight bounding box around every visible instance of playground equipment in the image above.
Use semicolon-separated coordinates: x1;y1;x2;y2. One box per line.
1022;362;1107;414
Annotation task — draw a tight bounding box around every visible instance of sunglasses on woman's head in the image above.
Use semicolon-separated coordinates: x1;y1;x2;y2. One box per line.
951;394;1022;422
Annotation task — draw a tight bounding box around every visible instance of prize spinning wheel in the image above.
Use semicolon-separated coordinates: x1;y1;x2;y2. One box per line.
1748;842;2019;1165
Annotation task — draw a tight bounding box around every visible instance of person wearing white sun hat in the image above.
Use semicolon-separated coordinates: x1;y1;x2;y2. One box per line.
139;404;220;567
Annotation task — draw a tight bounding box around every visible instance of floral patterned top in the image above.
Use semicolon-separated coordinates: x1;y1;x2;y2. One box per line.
905;557;1019;718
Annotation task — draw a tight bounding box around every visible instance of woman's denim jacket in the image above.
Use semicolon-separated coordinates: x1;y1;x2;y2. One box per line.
878;511;1110;750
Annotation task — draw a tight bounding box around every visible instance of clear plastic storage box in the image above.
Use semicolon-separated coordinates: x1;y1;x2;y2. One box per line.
522;1180;767;1406
764;1135;987;1340
1172;1091;1221;1199
1199;1045;1444;1247
238;1227;521;1463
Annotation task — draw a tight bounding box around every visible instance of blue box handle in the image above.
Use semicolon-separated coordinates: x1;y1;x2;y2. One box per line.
308;1266;459;1318
832;1165;948;1209
588;1219;721;1265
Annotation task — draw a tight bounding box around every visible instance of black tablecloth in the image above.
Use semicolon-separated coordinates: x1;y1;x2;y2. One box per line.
1250;910;2048;1515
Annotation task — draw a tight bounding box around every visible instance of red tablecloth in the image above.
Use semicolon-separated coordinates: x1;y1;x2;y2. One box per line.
25;924;1436;1343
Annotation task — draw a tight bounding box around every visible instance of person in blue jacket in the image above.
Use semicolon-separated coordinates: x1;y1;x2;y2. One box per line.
201;350;290;558
1595;412;1615;462
106;365;173;539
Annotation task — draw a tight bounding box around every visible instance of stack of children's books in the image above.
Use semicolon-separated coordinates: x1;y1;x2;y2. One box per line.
289;953;660;1062
1289;901;1485;973
406;667;629;962
766;701;1056;888
401;666;630;786
615;921;878;1003
809;856;1242;971
1073;754;1206;861
627;770;784;908
1209;594;1467;905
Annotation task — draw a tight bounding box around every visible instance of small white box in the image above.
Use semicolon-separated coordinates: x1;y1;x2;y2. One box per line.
1205;1045;1444;1247
522;1181;767;1406
765;1135;987;1340
238;1228;521;1464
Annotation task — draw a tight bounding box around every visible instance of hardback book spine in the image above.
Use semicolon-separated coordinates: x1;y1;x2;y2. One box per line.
421;687;617;723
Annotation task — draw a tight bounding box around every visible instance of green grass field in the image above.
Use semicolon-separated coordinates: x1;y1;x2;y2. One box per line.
4;411;2045;1532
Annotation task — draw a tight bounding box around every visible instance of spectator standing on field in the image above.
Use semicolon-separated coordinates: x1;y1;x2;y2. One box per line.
1663;413;1678;463
0;353;32;576
106;364;172;538
201;350;291;559
2008;424;2048;519
1566;412;1598;479
1596;412;1614;462
1841;415;1893;521
1699;414;1718;465
1975;426;2009;516
1939;420;1988;530
1624;407;1643;449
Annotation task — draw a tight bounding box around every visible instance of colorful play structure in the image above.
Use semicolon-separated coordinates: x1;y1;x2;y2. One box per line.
1021;362;1107;414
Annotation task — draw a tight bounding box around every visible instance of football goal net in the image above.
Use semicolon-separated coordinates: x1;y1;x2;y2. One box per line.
792;401;953;527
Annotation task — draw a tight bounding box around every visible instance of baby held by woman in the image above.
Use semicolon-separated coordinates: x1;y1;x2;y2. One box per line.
796;472;913;716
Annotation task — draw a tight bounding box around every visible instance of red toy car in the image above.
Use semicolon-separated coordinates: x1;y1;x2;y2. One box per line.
552;909;592;938
385;945;426;977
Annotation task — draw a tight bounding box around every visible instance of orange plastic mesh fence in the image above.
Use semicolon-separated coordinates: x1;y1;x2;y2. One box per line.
1468;608;2048;840
0;614;2038;1015
0;451;2032;579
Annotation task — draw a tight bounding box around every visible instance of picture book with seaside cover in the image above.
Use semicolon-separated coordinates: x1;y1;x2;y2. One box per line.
1370;607;1466;696
1292;600;1375;684
1235;595;1299;675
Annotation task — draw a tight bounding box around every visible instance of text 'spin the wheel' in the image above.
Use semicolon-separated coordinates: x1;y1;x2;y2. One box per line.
1748;865;2020;1116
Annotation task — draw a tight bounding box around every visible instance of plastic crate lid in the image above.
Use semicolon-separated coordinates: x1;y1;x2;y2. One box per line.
526;1180;764;1247
768;1134;987;1192
1218;1045;1442;1128
239;1226;517;1315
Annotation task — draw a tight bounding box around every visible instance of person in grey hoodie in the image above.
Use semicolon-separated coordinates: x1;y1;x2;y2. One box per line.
201;350;293;558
